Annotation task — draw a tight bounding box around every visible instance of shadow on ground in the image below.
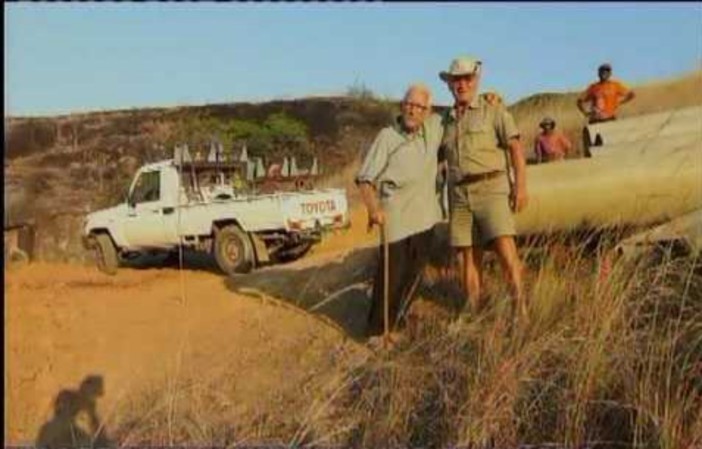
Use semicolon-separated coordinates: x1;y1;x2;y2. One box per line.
120;249;221;274
225;224;465;342
226;247;377;340
36;374;114;449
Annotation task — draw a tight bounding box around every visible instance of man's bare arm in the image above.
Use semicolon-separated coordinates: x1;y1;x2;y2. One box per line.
576;92;590;116
561;133;573;155
621;90;636;105
357;181;385;227
508;137;528;213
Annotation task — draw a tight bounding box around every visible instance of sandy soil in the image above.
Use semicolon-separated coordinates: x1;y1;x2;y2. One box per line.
5;205;379;445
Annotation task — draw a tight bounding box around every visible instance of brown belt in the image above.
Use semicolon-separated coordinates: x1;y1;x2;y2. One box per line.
455;170;505;186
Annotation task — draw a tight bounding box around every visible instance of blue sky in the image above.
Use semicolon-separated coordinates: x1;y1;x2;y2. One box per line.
5;3;701;116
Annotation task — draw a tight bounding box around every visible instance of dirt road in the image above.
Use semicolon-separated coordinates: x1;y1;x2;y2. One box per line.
5;206;379;445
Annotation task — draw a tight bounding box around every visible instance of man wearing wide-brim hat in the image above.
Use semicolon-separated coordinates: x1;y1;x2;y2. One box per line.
439;56;528;321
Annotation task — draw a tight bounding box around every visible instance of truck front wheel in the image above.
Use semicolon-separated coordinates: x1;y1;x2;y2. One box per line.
90;233;119;275
214;225;254;275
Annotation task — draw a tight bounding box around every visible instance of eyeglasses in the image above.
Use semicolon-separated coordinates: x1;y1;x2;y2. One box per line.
403;102;429;111
449;74;478;83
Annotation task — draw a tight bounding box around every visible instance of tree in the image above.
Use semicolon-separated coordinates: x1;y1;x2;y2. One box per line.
346;80;376;100
222;119;268;156
166;111;311;162
264;112;309;156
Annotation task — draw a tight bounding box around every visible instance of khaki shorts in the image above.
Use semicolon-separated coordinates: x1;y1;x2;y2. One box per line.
449;175;515;248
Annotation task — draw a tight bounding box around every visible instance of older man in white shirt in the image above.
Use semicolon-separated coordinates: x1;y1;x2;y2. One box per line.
356;83;445;344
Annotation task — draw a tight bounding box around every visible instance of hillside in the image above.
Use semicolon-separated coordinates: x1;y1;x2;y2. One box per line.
4;97;395;261
4;70;702;261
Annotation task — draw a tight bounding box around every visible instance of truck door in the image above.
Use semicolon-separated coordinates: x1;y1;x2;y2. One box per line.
124;169;176;248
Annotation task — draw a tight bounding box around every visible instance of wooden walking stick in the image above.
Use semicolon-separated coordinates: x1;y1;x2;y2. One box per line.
362;179;391;350
381;221;390;349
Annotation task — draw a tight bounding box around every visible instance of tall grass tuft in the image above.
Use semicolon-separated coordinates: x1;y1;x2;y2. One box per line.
301;236;702;448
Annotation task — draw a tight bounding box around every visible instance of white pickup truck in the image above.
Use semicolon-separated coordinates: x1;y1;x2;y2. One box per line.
83;159;349;275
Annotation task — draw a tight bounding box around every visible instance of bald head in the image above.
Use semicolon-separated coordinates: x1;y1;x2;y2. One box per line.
400;83;433;132
403;83;433;109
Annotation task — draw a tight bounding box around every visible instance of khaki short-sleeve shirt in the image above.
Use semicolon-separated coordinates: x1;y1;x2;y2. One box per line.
441;95;520;177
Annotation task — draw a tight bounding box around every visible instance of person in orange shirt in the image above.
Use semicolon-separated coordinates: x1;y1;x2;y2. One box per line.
577;63;635;124
534;117;572;163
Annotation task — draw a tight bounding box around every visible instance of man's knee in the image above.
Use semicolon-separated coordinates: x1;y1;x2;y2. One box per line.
493;236;521;268
461;248;482;281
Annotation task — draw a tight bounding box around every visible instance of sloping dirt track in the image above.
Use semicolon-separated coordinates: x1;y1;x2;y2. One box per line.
5;206;386;445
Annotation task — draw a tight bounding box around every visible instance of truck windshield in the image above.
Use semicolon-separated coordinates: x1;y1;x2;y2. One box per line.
131;171;161;204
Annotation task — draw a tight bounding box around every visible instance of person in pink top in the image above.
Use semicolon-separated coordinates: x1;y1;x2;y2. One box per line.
534;117;572;163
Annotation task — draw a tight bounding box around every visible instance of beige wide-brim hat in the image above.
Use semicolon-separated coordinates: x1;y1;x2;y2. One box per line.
439;56;482;82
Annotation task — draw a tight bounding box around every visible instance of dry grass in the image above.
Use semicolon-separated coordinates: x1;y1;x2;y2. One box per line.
106;234;701;448
300;238;701;449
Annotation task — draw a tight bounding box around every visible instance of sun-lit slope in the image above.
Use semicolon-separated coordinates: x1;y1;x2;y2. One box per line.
5;261;370;445
515;138;702;234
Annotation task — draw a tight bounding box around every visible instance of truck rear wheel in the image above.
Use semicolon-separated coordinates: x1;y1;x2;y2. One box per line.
214;225;254;275
91;233;119;275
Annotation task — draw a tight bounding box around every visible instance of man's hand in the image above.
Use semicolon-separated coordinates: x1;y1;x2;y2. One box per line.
620;90;636;105
358;181;385;231
576;98;589;117
510;183;528;213
367;207;386;231
506;137;528;213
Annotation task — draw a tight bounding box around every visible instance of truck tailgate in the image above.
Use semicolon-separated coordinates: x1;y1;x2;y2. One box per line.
279;189;349;231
